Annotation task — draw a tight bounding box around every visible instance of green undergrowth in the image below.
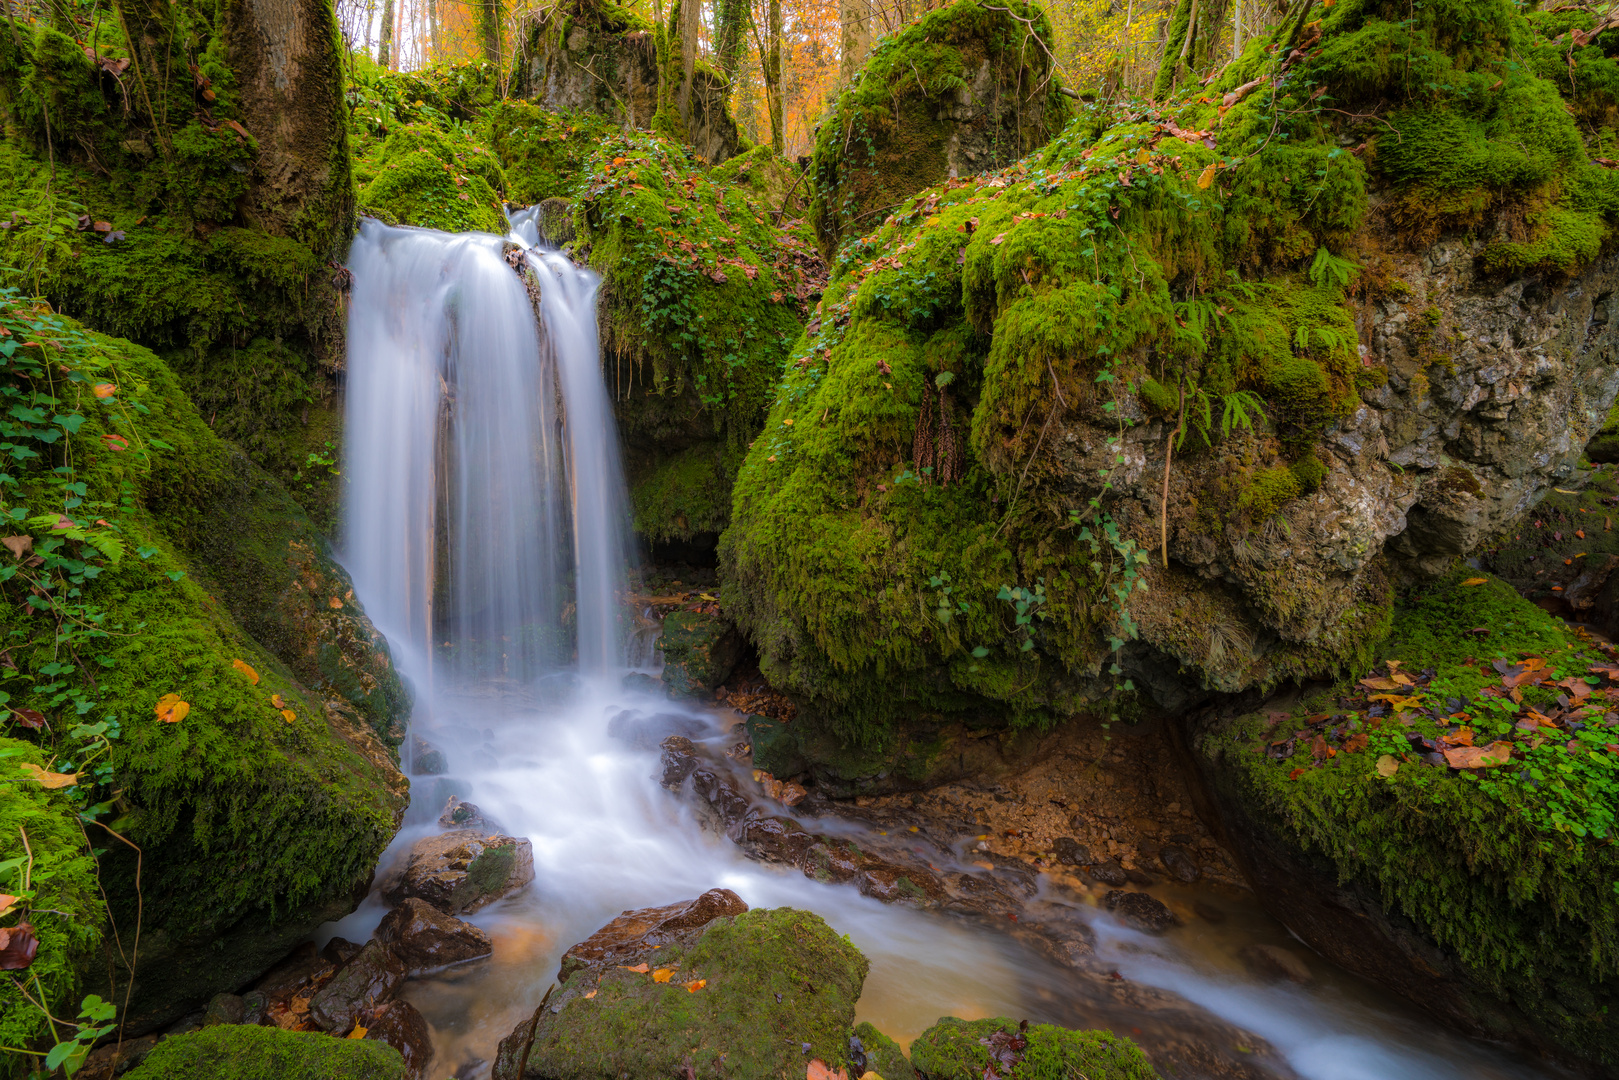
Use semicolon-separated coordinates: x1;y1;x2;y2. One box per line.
809;0;1070;260
909;1016;1154;1080
1199;569;1619;1066
125;1025;407;1079
0;296;404;1054
1486;465;1619;609
721;0;1619;749
0;13;349;524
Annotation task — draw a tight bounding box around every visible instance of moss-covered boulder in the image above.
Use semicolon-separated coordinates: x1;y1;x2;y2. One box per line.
909;1017;1154;1080
0;303;407;1045
1191;568;1619;1071
854;1021;918;1080
123;1025;407;1080
488;103;617;205
721;0;1619;755
1485;462;1619;636
358;124;507;233
493;908;869;1079
658;609;743;695
808;0;1069;261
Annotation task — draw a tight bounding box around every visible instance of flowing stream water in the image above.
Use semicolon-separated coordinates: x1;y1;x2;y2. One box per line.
337;216;1568;1080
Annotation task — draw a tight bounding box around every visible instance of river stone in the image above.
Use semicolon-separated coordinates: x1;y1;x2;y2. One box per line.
383;829;535;914
411;735;448;776
78;1034;160;1080
201;992;245;1027
1158;844;1201;883
908;1017;1155;1080
308;941;407;1034
1053;837;1093;866
659;734;700;787
1088;860;1128;887
557;887;748;981
605;708;709;750
493;908;868;1080
853;1022;917;1080
322;935;364;966
1238;943;1313;985
252;942;336;1004
361;1000;435;1080
437;795;494;830
376;897;494;975
1104;890;1178;934
119;1025;406;1079
657;610;743;696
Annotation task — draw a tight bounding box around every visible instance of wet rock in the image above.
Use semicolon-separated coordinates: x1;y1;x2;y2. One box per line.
411;735;448;776
1054;837;1093;866
308;940;407;1034
909;1016;1153;1080
1104;891;1178;934
78;1034;159;1079
437;796;493;830
240;991;269;1026
658;735;700;788
321;936;363;966
1124;867;1157;886
853;1022;917;1080
557;887;748;981
361;999;435;1080
656;610;743;696
201;992;245;1027
1089;860;1129;887
494;908;867;1080
1158;845;1201;883
1238;943;1313;985
745;714;808;778
252;943;337;1005
1193;900;1228;925
383;829;535;914
119;1025;407;1078
163;1011;205;1036
605;708;708;750
376;897;494;975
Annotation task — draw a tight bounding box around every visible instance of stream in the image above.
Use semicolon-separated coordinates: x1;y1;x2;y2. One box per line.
328;215;1570;1080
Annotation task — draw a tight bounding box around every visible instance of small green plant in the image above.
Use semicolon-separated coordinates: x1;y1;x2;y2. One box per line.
997;579;1048;651
43;994;117;1076
1307;245;1360;289
927;570;971;624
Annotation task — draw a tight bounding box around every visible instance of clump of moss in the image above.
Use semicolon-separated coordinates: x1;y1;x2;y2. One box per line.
487;103;615;204
124;1025;407;1079
1197;568;1619;1069
358;123;507;233
910;1017;1155;1080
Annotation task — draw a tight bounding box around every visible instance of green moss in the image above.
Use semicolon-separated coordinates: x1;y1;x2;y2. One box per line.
124;1025;407;1079
854;1022;917;1080
1137;376;1177;417
1586;402;1619;464
487;103;615;205
520;908;870;1080
909;1017;1155;1080
1486;466;1619;605
632;443;735;542
1290;450;1328;493
1198;568;1619;1068
358;124;506;233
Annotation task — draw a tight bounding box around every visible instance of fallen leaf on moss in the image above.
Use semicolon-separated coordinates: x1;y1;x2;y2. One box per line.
1342;733;1368;753
346;1026;368;1039
583;989;597;999
280;709;296;725
0;894;16;918
686;978;707;992
10;708;44;729
1442;742;1512;769
652;968;674;983
92;382;117;399
232;659;259;684
1197;162;1218;188
1460;577;1488;586
622;963;650;974
1288;768;1307;780
806;1060;848;1080
154;693;189;724
1375;755;1399;777
19;763;77;788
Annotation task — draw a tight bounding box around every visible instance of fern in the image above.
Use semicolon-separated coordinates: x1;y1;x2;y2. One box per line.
1308;246;1360;289
1220;390;1269;437
1294;324;1357;355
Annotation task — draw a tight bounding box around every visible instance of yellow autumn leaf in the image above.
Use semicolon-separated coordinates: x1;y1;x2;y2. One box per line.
1375;754;1399;778
686;979;707;993
1136;147;1150;165
1197;162;1218;189
232;658;259;684
92;382;117;399
271;694;286;708
346;1026;368;1039
0;893;17;918
155;693;190;724
20;762;77;789
584;989;598;999
1460;577;1488;586
280;709;297;725
652;968;674;983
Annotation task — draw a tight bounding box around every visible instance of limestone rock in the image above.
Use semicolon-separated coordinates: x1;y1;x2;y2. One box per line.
383;830;535;914
361;1000;435;1080
493;908;868;1080
657;610;743;696
307;941;406;1034
436;796;494;831
853;1022;917;1080
1103;891;1178;934
375;897;494;975
557;887;748;981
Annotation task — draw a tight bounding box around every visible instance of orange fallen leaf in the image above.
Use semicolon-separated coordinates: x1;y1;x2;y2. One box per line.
280;709;297;725
686;978;707;992
1460;577;1488;586
19;763;76;789
101;433;129;452
1442;741;1513;769
1288;767;1307;780
0;894;16;918
154;693;190;723
92;382;117;399
652;968;673;983
1439;728;1475;748
583;989;597;999
1342;733;1369;753
622;963;650;973
232;658;259;684
806;1060;849;1080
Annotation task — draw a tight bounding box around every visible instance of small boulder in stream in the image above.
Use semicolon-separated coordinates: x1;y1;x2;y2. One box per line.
656;609;743;696
119;1025;407;1079
1158;845;1201;883
376;896;494;975
1053;837;1093;866
308;940;407;1033
360;1000;435;1080
492;907;867;1080
1103;890;1178;934
853;1021;917;1080
383;829;535;914
437;795;494;830
557;887;748;980
909;1017;1154;1080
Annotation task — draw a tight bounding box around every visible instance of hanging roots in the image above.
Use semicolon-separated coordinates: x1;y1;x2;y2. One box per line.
912;383;964;486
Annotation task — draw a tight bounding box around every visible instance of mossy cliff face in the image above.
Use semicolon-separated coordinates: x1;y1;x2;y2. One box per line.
722;0;1619;759
0;306;407;1050
518;0;740;165
0;0;355;527
808;0;1071;262
1188;571;1619;1072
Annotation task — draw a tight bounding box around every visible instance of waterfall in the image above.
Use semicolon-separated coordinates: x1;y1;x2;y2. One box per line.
343;217;631;689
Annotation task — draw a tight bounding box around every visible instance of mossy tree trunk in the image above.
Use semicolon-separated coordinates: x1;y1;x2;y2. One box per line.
478;0;506;74
379;0;395;67
839;0;871;87
1152;0;1230;99
714;0;747;88
762;0;783;152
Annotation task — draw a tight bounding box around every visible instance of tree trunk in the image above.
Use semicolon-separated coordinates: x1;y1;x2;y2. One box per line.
714;0;747;86
763;0;783;153
378;0;395;67
839;0;871;87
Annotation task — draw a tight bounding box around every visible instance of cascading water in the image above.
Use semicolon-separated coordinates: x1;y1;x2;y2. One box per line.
337;217;1565;1080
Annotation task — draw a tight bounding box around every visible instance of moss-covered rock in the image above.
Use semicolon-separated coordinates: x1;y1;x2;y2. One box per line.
909;1017;1154;1080
495;907;869;1079
358;123;507;233
123;1025;407;1080
854;1021;918;1080
488;103;616;205
808;0;1069;261
658;609;743;695
1191;568;1619;1072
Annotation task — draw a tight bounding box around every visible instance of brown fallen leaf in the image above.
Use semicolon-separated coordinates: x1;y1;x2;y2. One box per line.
806;1060;849;1080
622;963;650;974
155;693;190;724
20;762;77;789
1342;733;1369;753
1438;728;1475;748
10;708;44;730
101;433;129;452
1442;742;1513;769
1375;754;1399;778
1;536;31;560
232;658;260;684
0;923;38;970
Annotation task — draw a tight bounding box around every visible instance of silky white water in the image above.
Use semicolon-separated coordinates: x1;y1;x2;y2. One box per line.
338;217;1564;1080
